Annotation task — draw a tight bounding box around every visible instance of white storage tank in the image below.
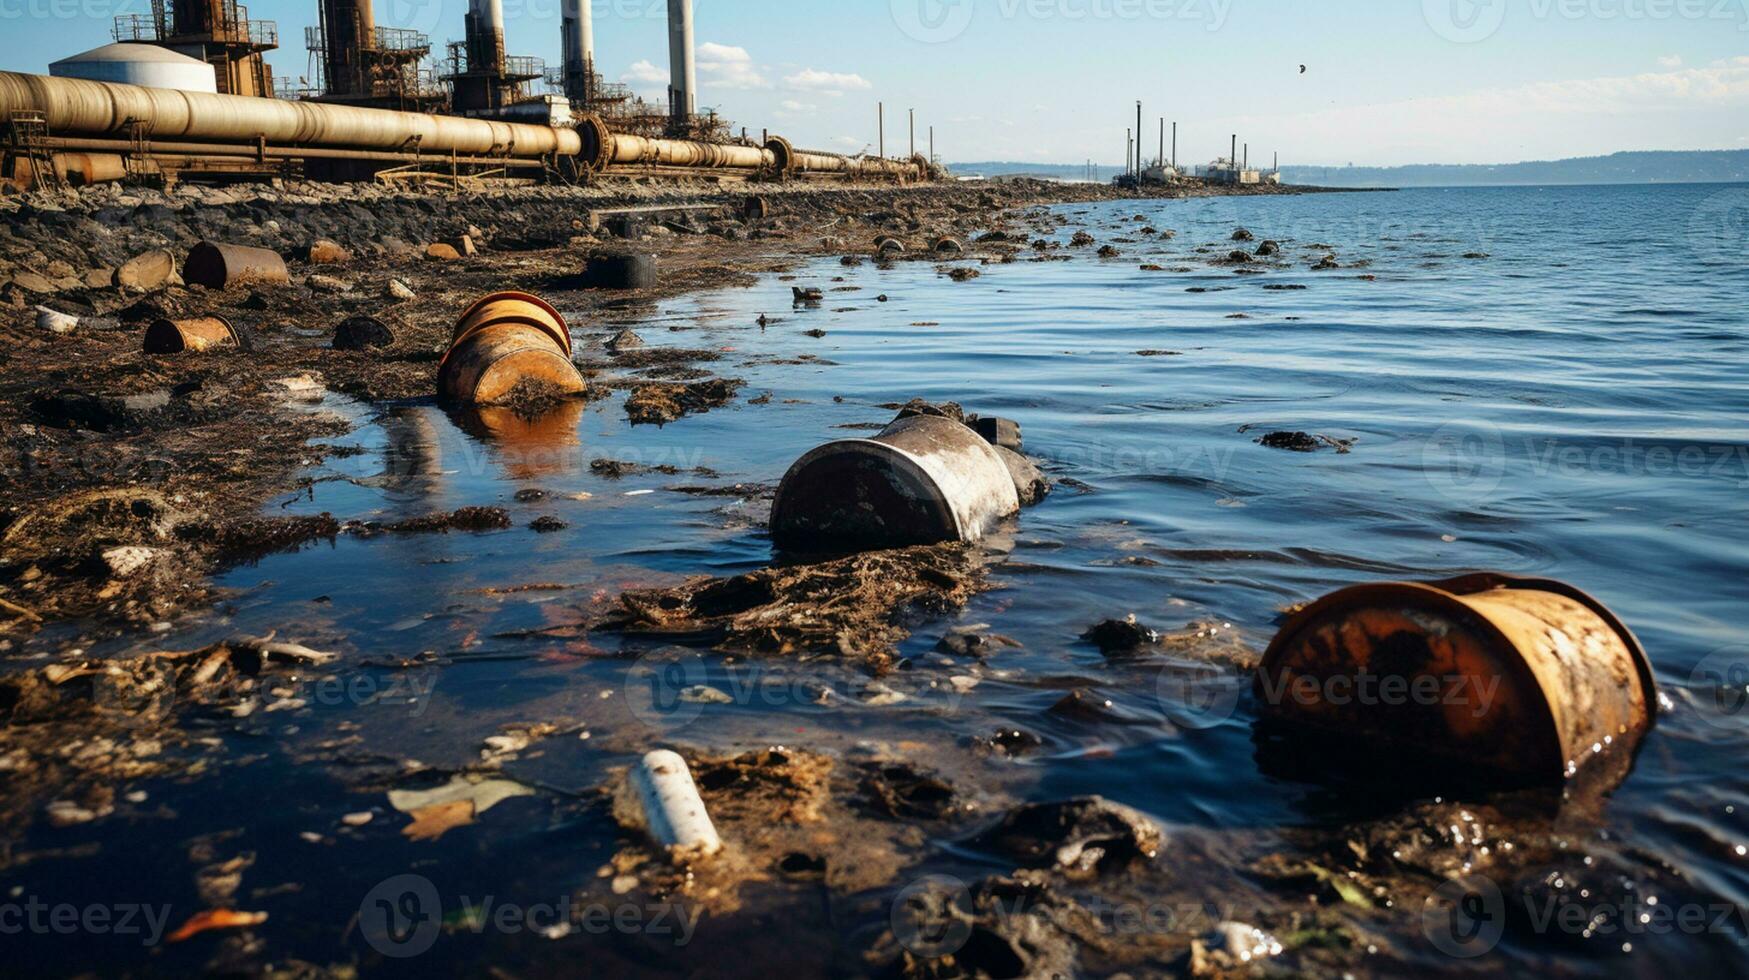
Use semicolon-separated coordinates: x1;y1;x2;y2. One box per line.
49;43;218;94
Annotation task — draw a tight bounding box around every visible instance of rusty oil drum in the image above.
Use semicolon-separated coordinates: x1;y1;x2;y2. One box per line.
143;315;239;354
182;242;290;290
770;414;1021;551
1254;573;1656;781
436;291;585;405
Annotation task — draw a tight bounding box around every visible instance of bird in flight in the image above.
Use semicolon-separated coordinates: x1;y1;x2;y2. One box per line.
1299;65;1307;74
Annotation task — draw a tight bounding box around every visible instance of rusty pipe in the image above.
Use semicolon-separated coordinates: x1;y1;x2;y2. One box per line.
576;115;773;172
183;242;290;290
144;315;238;354
36;136;550;169
0;71;580;159
1255;573;1656;782
438;292;586;405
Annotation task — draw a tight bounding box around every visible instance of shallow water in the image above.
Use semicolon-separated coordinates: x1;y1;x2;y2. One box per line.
14;183;1749;975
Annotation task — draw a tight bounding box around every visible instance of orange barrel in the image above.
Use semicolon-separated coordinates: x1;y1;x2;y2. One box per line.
143;315;238;354
437;291;585;405
1255;573;1656;781
770;414;1021;551
182;242;289;290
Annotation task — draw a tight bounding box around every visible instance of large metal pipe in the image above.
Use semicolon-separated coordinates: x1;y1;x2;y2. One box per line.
37;135;549;168
0;71;580;158
561;0;594;103
667;0;696;122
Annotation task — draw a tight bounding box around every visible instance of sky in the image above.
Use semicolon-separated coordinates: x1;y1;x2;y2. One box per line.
2;0;1746;167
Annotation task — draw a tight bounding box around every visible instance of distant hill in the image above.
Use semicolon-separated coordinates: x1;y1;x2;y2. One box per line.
949;150;1749;187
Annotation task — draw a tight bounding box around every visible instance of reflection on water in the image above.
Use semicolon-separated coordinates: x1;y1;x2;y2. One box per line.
15;184;1749;975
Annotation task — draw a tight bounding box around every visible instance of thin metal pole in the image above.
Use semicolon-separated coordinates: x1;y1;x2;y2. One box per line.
1135;101;1142;174
878;102;884;159
1171;121;1176;170
929;126;934;163
909;108;915;159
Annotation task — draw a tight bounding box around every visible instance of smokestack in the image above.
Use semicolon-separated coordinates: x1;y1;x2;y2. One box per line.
668;0;696;123
320;0;375;97
562;0;594;103
468;0;506;73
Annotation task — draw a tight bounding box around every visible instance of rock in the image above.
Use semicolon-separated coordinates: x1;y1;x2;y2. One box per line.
1201;921;1283;963
996;446;1051;506
307;239;351;264
935;631;1022;658
1096;245;1120;258
425;243;460;261
974;797;1163;877
82;267;114;289
384;279;415;301
1256;431;1320;452
605;328;643;352
892;398;965;423
529;516;569;533
8;271;56;294
44;800;101;827
1313;254;1340;270
1255;240;1281;256
1069;231;1095;247
449;234;477;257
1231;227;1256;241
948;267;982;280
1081;615;1158;653
114;249;176;290
792;286;823;303
31;388;171;431
332;315;394;350
101;546;159;578
306;273;352;294
35;306;77;334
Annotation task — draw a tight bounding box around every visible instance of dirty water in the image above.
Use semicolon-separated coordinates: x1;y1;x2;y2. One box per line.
10;183;1749;976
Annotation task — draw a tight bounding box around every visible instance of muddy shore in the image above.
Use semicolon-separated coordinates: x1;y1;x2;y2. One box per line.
0;175;1644;979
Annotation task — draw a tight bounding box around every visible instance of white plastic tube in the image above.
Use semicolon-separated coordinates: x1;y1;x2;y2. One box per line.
630;750;722;858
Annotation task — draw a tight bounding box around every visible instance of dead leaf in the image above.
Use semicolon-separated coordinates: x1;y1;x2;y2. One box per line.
402;799;475;841
166;909;269;943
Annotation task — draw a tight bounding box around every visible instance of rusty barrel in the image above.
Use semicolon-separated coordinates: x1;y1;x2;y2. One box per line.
1255;573;1656;781
143;315;238;354
770;414;1021;551
436;291;585;405
875;236;906;255
182;242;289;290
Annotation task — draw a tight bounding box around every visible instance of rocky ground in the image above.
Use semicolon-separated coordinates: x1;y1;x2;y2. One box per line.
0;174;1648;978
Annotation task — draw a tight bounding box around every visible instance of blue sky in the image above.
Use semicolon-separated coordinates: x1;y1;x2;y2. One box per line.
3;0;1746;166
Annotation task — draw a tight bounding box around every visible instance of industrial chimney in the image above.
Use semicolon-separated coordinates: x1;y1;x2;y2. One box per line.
561;0;594;105
468;0;507;76
320;0;375;98
667;0;696;128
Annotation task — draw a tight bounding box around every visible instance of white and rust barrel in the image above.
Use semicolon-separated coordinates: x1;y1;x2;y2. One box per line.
1255;573;1656;782
436;291;586;405
770;414;1021;551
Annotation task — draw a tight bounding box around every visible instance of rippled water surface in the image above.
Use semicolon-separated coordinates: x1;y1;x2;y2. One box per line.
17;183;1749;975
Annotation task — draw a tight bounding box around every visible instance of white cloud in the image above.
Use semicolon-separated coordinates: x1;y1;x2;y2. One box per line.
784;69;873;95
697;41;768;89
621;60;668;86
1657;55;1683;69
780;100;816;112
831;135;867;149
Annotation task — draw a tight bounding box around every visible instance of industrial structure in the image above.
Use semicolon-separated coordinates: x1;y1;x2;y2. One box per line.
1;0;947;191
111;0;278;97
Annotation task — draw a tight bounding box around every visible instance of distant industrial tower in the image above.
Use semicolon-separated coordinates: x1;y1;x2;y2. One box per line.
112;0;277;97
306;0;442;111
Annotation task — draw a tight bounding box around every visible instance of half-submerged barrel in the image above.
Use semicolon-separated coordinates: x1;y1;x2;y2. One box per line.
436;291;587;405
1255;573;1656;782
770;414;1021;551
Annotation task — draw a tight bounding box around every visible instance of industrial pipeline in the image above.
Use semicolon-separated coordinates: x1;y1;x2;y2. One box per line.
0;70;933;189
